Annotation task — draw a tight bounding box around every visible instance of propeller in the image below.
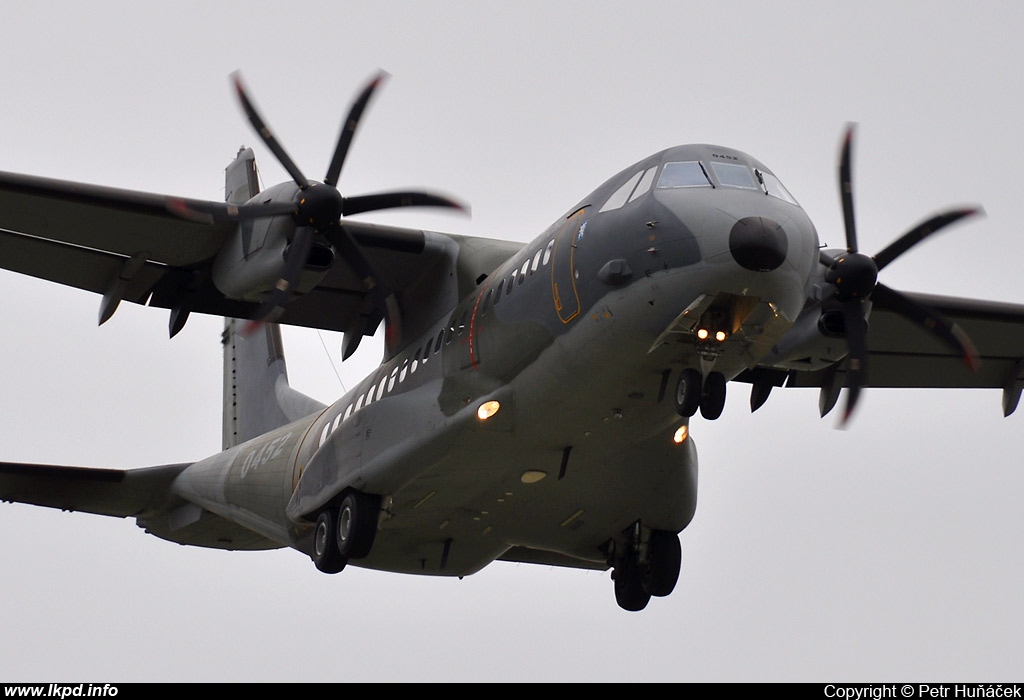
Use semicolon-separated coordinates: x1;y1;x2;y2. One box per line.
822;124;981;425
172;71;466;348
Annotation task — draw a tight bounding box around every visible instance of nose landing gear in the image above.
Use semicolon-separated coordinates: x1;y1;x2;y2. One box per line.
674;369;726;420
610;523;683;612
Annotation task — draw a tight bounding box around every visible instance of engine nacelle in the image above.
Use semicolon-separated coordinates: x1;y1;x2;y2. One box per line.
212;183;332;302
757;251;860;371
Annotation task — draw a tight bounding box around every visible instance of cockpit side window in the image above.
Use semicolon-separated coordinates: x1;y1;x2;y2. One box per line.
599;166;658;213
657;161;711;189
599;170;643;213
628;167;657;203
710;161;758;189
756;169;800;205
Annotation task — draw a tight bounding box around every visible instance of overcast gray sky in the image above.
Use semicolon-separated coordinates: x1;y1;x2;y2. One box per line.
1;1;1022;682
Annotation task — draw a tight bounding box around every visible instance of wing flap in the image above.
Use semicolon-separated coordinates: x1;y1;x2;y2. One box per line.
0;226;168;303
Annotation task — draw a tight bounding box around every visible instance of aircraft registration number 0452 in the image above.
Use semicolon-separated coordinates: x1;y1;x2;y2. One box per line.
240;432;293;479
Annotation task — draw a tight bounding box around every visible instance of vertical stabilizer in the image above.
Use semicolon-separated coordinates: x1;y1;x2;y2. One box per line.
222;320;326;449
221;148;325;450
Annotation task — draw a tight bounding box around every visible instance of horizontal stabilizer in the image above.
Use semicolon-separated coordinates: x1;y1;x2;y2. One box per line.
0;461;189;518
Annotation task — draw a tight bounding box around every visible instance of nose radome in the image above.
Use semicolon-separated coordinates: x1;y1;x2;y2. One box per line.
729;217;788;272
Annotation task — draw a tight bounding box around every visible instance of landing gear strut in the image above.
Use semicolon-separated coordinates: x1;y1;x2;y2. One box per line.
611;524;682;611
674;369;726;420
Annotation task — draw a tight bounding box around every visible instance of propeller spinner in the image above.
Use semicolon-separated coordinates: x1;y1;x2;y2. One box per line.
822;124;980;425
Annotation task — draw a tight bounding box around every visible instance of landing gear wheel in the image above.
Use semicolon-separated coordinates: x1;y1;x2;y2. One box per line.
613;561;651;612
311;509;346;574
674;368;702;417
699;371;726;420
642;530;682;597
336;490;380;560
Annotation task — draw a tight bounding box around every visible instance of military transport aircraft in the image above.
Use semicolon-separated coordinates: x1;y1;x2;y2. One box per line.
2;73;1024;612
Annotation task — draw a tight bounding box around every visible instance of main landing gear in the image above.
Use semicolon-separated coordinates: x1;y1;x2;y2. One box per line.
610;524;682;612
674;369;726;420
310;490;380;574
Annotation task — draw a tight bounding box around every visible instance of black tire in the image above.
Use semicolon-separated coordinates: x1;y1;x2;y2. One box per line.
699;371;726;420
613;562;651;612
311;509;346;574
643;530;681;597
336;490;380;560
674;368;702;417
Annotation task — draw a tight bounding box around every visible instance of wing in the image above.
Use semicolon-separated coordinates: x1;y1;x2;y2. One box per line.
0;461;279;551
0;167;522;344
748;292;1024;415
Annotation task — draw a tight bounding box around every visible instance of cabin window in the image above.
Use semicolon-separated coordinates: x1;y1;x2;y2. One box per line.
481;289;493;314
434;329;444;354
507;270;517;294
711;161;758;189
491;278;503;305
387;366;399;393
542;239;554;265
519;260;529;283
531;249;543;274
657;161;711;188
411;348;421;373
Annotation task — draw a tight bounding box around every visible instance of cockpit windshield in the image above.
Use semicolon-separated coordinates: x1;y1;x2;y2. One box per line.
710;161;758;189
657;161;711;188
602;157;800;212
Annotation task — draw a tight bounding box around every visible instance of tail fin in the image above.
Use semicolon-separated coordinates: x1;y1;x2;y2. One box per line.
221;320;325;449
221;148;325;450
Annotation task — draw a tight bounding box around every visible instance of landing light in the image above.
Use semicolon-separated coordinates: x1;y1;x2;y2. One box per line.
697;328;710;340
673;425;689;444
477;400;501;420
715;330;727;342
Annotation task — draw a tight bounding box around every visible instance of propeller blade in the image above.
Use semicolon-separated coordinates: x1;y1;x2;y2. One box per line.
342;190;468;217
243;226;316;335
839;302;869;427
324;71;388;188
872;207;982;272
324;223;403;356
818;364;842;418
166;197;296;224
871;283;980;371
839;124;859;254
232;72;310;190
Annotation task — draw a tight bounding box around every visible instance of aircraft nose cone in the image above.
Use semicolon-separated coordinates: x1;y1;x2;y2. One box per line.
729;216;788;271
